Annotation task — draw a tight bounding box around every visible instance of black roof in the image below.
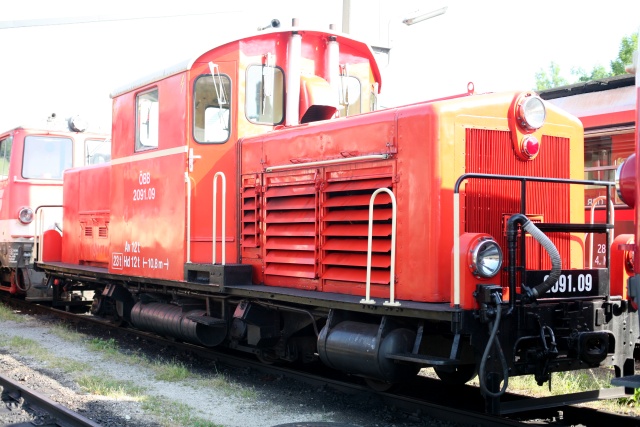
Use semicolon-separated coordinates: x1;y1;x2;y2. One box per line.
539;74;635;100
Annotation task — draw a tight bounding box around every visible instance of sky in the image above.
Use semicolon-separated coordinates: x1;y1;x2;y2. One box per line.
1;0;639;133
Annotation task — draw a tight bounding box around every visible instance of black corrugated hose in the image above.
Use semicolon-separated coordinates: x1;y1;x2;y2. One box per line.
478;291;508;398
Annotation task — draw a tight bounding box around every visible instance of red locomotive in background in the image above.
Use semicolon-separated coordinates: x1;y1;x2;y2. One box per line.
31;22;638;413
0;119;109;300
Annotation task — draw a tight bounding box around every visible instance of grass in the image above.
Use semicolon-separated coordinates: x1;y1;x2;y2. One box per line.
5;336;50;359
151;358;193;382
196;374;257;399
87;337;120;355
77;375;146;400
141;396;224;427
51;323;86;343
0;302;25;322
48;358;92;374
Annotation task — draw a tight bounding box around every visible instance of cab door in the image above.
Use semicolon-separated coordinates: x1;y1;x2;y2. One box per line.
187;61;238;265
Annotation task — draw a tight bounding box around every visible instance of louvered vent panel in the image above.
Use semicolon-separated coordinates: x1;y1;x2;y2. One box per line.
464;130;572;278
98;224;108;238
321;175;393;286
83;223;93;238
263;172;317;279
241;175;260;249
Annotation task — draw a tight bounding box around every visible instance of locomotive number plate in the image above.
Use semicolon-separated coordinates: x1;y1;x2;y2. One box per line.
524;269;605;298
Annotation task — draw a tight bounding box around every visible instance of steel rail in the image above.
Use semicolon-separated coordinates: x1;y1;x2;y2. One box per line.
0;373;102;427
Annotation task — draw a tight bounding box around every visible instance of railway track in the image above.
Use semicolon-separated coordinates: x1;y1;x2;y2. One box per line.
0;372;101;427
2;296;639;427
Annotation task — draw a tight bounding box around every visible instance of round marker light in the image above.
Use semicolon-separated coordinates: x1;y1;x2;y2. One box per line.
522;135;540;158
18;207;34;224
470;238;503;279
615;154;636;207
516;94;546;131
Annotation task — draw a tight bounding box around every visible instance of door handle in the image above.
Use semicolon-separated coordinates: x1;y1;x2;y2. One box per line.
188;148;202;173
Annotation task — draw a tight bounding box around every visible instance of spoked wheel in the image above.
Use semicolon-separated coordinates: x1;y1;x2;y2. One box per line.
434;364;478;385
364;378;396;392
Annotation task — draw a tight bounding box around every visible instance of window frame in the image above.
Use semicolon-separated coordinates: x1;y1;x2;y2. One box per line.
135;87;159;152
22;135;73;180
245;64;285;126
0;135;12;181
192;73;232;144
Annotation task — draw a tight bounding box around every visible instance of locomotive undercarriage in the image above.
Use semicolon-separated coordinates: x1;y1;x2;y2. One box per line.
40;262;637;415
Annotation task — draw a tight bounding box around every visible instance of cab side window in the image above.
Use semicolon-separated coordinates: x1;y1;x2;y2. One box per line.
136;88;159;151
0;136;11;180
338;75;362;117
246;65;284;125
193;74;231;143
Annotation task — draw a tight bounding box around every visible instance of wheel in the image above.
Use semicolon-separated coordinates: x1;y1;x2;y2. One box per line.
256;350;279;365
364;378;395;392
434;364;478;385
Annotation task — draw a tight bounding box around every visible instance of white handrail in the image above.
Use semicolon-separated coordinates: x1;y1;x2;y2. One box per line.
585;195;615;268
360;188;400;306
186;172;192;263
212;171;226;265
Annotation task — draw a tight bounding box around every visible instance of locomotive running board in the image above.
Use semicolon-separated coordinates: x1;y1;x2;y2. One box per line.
184;263;253;291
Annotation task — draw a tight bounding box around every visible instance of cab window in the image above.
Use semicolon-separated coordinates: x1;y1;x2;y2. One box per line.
86;138;111;164
338;75;361;117
246;65;284;125
0;136;12;180
22;136;72;180
136;88;159;151
193;74;231;143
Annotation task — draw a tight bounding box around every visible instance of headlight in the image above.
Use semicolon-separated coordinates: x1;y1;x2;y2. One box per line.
516;94;546;131
18;207;34;224
470;238;503;278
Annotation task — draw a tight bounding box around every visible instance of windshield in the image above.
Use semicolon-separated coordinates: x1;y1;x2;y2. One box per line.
22;135;73;179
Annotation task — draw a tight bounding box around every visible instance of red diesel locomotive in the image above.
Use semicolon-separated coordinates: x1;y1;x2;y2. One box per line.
0;119;109;300
34;23;638;412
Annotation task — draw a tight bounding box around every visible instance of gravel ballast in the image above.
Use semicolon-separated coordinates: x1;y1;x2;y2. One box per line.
0;309;460;427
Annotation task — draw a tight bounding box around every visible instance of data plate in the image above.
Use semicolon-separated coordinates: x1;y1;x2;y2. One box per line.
524;269;606;298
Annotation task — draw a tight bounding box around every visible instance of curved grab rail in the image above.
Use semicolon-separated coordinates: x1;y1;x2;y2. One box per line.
360;188;400;307
212;171;226;265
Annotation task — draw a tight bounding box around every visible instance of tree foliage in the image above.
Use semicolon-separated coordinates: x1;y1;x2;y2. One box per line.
535;62;568;91
535;33;638;90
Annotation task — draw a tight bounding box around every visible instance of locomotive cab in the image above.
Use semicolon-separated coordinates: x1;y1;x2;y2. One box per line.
59;24;382;282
